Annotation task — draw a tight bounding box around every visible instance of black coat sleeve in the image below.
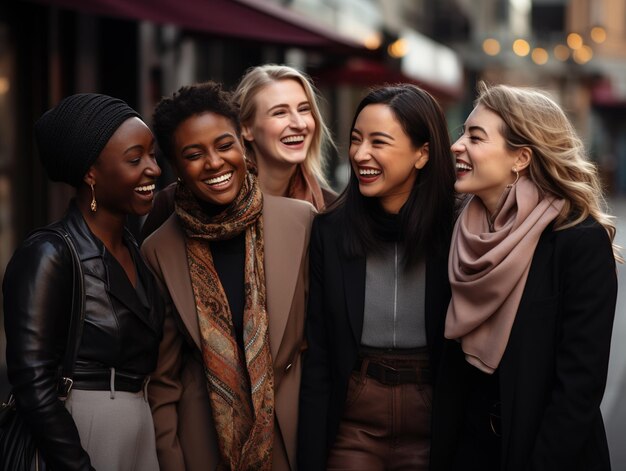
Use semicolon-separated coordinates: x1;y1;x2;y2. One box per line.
528;223;617;470
3;233;94;470
297;216;332;471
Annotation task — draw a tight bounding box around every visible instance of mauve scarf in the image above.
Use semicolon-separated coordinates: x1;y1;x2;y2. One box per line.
247;156;326;210
287;163;326;211
445;176;564;373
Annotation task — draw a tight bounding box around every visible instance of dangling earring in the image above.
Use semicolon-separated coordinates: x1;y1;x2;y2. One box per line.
90;183;97;212
511;167;520;186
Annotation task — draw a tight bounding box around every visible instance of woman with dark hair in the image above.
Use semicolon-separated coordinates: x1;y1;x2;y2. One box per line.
297;84;455;470
3;93;163;470
142;81;315;471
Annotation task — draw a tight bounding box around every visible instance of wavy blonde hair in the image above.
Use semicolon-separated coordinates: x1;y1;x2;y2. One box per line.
233;64;335;187
475;81;620;260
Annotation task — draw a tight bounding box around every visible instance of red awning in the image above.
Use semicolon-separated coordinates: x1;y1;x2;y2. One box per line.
29;0;365;51
313;58;462;101
591;77;626;108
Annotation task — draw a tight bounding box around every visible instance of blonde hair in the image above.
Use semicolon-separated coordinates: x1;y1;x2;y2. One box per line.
475;81;621;260
233;64;334;187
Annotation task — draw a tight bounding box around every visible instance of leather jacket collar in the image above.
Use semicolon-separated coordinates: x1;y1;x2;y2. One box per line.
50;200;162;333
56;199;134;261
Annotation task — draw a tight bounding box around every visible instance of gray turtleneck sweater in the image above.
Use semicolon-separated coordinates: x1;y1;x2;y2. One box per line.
361;241;427;349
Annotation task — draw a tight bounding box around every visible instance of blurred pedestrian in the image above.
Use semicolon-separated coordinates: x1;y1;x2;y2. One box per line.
142;81;315;471
298;84;455;470
430;82;619;471
3;93;164;470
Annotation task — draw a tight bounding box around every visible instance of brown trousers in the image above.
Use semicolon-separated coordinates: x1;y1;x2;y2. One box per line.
327;350;432;471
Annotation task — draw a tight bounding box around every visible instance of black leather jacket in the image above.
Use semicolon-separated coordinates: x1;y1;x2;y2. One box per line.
3;202;164;470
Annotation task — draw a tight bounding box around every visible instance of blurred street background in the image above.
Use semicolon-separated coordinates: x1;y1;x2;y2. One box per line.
0;0;625;467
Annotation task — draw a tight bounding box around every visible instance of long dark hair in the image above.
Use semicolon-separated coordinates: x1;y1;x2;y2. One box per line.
331;84;455;266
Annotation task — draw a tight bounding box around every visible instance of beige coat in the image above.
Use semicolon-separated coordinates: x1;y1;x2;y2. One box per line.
141;194;315;471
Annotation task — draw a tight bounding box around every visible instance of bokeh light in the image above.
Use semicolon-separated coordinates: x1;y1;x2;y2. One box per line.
573;45;593;64
364;33;382;50
387;38;409;58
531;48;549;65
513;39;531;56
567;33;583;50
590;26;607;44
553;44;571;61
482;38;501;56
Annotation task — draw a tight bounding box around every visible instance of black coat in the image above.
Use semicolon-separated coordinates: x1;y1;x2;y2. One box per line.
297;208;451;470
430;217;617;471
3;202;164;471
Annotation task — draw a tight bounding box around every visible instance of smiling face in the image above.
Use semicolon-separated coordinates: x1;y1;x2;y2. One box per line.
242;79;315;169
172;112;246;206
451;104;523;213
349;104;428;214
88;117;161;216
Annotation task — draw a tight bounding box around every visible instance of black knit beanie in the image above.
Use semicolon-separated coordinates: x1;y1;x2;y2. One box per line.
34;93;141;187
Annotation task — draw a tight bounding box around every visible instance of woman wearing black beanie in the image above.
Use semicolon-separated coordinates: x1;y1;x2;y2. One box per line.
2;93;164;470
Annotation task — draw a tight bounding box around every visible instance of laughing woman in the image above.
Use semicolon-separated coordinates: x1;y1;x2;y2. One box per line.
233;64;336;210
3;94;163;470
430;82;619;471
297;84;455;470
140;64;335;240
142;81;315;471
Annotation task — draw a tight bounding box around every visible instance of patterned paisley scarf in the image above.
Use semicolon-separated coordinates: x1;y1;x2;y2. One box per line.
445;176;564;374
175;172;274;470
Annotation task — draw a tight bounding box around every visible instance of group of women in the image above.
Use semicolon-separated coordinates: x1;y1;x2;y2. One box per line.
2;62;618;471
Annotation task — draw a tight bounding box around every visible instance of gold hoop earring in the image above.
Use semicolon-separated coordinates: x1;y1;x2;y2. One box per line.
511;167;520;186
90;183;97;212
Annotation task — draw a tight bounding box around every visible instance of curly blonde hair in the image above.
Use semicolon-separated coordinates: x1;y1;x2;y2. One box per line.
475;81;620;260
233;64;335;187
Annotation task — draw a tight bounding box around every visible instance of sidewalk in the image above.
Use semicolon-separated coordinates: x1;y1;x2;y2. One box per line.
602;196;626;470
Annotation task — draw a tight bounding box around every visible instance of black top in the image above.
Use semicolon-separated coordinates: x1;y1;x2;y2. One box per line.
451;366;501;471
197;200;247;353
210;232;246;352
368;200;401;242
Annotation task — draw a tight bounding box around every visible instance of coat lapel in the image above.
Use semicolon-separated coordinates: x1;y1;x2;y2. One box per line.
133;242;165;331
149;198;311;358
424;252;451;365
262;196;307;361
105;250;156;329
500;228;555;457
340;250;366;346
153;215;202;349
